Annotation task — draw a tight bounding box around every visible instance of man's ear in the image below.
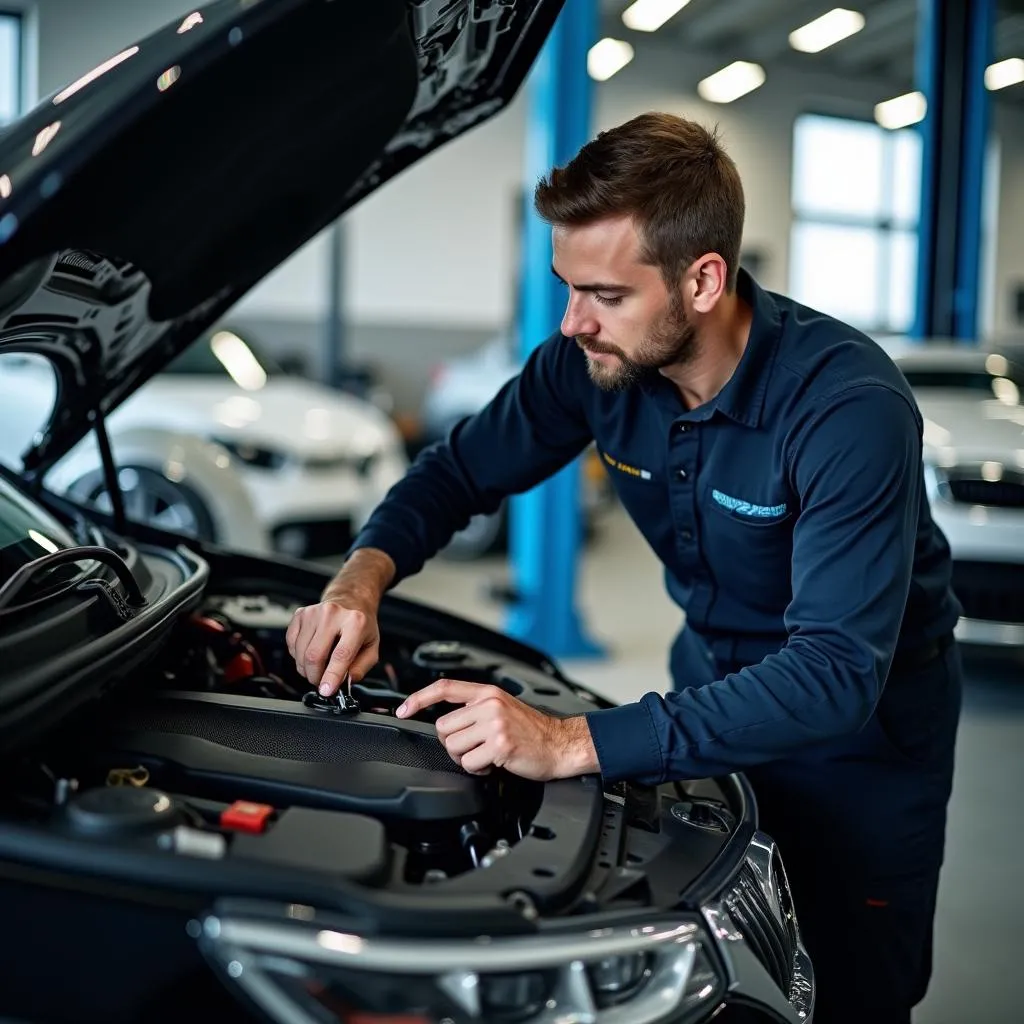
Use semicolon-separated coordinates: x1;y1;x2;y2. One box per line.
689;253;729;314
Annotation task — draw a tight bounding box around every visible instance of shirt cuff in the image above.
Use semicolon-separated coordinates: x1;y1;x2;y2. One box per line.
346;525;423;588
584;697;664;783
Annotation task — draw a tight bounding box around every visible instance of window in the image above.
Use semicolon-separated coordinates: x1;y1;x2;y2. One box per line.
0;10;22;124
789;113;922;335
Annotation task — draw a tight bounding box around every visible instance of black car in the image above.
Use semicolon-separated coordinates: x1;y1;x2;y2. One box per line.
0;2;815;1022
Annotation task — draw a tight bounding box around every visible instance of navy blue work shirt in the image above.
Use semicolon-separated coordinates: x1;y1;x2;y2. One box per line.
350;269;961;785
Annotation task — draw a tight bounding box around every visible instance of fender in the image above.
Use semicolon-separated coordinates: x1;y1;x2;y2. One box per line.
44;427;272;555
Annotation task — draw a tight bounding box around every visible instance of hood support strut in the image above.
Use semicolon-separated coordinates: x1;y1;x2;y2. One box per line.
91;405;126;535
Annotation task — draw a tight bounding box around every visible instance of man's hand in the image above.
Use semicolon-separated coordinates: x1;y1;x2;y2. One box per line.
286;598;380;696
286;548;395;695
396;680;600;781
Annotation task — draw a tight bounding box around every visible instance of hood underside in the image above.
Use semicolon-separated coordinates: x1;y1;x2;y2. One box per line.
0;0;563;475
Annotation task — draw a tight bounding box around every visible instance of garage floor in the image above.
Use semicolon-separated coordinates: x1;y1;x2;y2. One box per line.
386;505;1024;1024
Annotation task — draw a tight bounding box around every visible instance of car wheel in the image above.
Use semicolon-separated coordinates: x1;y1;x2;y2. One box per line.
441;505;507;561
70;465;217;541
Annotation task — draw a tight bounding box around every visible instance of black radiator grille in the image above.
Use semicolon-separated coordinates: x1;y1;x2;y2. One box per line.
726;863;795;997
109;701;460;774
951;561;1024;624
947;478;1024;508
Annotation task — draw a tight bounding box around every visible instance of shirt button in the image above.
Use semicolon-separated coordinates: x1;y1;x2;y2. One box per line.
676;469;688;481
677;423;690;433
680;529;693;541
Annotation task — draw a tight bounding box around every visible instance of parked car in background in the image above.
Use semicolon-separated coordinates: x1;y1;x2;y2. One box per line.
886;341;1024;647
423;334;612;559
0;327;408;559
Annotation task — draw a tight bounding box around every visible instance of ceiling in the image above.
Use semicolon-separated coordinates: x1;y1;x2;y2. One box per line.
597;0;1024;102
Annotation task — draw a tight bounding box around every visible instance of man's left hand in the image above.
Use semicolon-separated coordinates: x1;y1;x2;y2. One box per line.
395;679;599;781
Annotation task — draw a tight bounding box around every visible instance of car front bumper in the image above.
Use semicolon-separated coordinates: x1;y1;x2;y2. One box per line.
238;449;407;556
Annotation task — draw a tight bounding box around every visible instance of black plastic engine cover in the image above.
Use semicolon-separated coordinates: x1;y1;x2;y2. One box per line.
93;692;484;822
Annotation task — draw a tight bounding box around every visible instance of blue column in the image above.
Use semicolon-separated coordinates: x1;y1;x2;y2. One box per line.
912;0;994;341
504;0;606;659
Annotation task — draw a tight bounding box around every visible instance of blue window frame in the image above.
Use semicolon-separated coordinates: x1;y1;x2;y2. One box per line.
1;9;23;124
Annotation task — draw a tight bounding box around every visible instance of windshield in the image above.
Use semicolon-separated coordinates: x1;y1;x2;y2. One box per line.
164;329;282;388
0;474;79;586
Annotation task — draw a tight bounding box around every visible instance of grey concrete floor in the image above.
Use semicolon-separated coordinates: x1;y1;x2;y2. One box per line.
390;506;1024;1023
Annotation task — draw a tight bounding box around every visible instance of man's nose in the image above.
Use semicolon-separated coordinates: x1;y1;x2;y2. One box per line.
561;293;598;339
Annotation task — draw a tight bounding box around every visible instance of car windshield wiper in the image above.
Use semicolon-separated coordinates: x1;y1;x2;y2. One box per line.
0;545;146;614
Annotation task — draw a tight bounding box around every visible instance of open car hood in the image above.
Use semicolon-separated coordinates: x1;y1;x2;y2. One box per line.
0;0;563;476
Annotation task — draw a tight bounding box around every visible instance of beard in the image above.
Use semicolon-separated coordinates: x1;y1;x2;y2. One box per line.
576;294;697;392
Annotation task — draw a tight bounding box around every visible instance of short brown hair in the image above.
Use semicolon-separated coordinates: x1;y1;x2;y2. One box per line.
534;112;745;292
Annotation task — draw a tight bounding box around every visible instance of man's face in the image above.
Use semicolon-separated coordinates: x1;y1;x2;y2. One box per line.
551;215;696;391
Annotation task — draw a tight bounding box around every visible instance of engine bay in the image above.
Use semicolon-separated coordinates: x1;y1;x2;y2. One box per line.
0;543;749;936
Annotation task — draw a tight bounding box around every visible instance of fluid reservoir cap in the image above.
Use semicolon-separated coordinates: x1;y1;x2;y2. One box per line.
414;640;469;666
64;786;181;837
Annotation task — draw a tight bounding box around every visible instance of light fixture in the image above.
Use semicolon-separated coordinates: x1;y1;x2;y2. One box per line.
697;61;766;104
874;90;926;129
984;57;1024;91
622;0;692;33
0;175;10;199
210;331;268;391
789;8;865;53
587;38;635;81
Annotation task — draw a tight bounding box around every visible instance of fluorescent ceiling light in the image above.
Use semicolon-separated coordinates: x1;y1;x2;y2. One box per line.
588;38;635;81
985;57;1024;90
697;61;766;104
622;0;692;33
874;90;926;129
789;8;865;53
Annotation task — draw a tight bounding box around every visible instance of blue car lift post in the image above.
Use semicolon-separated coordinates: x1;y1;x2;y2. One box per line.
913;0;994;341
504;0;606;659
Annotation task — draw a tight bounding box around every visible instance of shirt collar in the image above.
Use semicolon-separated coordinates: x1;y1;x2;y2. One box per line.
638;267;782;429
712;267;783;429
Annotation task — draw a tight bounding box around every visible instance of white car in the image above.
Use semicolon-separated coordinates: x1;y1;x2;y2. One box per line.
0;329;408;558
888;342;1024;647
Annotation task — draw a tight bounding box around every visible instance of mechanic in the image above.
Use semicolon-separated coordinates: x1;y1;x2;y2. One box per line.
286;112;962;1024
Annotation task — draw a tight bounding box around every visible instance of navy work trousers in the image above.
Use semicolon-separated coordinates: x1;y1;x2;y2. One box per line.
670;625;962;1024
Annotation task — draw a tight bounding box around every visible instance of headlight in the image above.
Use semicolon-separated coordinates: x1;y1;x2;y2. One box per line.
212;437;289;471
198;908;726;1024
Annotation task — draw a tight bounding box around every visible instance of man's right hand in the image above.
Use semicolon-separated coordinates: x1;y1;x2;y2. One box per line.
285;548;395;696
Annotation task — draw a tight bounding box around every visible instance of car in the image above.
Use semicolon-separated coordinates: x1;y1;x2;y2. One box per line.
423;333;613;559
0;325;409;560
0;2;815;1022
886;341;1024;647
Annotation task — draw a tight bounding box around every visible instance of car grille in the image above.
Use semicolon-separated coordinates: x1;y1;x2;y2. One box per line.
952;560;1024;623
946;478;1024;508
272;518;353;559
725;861;796;996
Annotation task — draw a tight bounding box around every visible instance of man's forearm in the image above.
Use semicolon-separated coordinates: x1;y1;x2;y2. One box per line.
321;547;396;608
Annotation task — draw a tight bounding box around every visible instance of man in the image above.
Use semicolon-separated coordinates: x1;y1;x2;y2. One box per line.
286;113;962;1023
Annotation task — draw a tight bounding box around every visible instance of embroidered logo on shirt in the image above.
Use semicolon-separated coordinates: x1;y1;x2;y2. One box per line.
602;450;652;480
712;489;787;518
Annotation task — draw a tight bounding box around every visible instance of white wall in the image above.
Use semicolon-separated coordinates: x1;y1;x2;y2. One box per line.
15;0;1024;339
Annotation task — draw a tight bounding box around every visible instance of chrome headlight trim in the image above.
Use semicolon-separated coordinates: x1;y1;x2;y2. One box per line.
199;910;724;1024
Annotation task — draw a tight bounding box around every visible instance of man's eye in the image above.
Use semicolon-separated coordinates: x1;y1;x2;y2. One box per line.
595;294;623;307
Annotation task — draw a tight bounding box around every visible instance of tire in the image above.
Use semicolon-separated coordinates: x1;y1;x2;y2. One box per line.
69;464;217;542
440;505;507;561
